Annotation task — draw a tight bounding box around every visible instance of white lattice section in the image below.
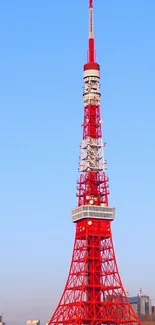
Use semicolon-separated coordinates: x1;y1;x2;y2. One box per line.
79;72;106;173
79;137;106;172
83;76;100;106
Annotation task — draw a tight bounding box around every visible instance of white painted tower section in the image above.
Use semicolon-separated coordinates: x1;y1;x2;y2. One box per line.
79;71;106;174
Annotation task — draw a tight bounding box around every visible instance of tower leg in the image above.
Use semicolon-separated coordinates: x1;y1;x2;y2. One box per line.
48;219;141;325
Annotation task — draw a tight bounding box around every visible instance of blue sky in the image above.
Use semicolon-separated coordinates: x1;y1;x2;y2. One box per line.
0;0;155;324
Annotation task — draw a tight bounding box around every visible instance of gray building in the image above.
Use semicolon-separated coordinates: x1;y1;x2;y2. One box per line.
26;320;40;325
129;295;152;319
0;314;5;325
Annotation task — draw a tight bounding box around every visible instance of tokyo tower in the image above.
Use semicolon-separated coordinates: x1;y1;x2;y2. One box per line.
48;1;141;325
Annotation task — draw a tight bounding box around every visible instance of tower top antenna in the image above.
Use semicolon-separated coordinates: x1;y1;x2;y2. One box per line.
88;0;95;63
89;0;93;8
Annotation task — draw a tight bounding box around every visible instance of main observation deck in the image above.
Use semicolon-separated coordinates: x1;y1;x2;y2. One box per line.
72;205;115;223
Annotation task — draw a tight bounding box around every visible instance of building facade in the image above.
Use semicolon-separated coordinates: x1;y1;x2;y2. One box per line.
26;320;40;325
129;296;152;320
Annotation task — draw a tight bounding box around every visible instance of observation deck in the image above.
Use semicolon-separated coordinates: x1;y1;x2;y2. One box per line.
72;205;115;223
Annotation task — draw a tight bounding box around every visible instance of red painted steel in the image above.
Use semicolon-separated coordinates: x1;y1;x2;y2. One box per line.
49;220;141;325
89;0;93;9
48;1;142;325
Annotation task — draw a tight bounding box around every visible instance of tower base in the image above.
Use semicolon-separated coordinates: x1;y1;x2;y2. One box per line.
48;219;141;325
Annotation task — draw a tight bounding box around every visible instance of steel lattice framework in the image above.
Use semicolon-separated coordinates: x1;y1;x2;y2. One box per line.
48;1;142;325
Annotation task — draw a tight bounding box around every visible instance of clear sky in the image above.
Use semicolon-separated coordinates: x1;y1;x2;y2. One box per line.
0;0;155;324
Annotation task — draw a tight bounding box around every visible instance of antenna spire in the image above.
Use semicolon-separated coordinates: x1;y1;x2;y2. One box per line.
88;0;95;63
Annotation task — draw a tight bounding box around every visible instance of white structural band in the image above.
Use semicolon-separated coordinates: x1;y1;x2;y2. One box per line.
84;69;100;79
72;205;115;222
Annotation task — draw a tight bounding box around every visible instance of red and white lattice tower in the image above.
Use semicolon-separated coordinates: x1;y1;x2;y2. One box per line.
48;1;141;325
